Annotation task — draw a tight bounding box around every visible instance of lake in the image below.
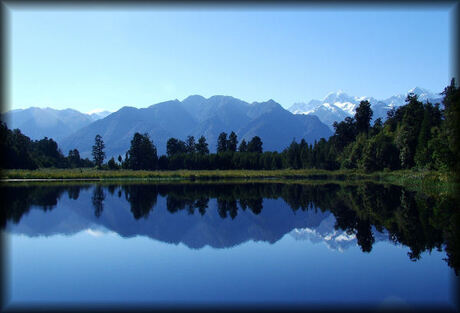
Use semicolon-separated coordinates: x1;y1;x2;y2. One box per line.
1;181;458;311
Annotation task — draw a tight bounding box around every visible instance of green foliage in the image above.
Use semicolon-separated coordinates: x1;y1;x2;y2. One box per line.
355;100;373;134
1;81;457;175
359;132;399;172
441;78;460;179
332;117;356;152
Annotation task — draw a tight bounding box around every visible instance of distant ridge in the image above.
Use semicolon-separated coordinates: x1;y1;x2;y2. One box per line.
59;95;332;158
1;107;110;141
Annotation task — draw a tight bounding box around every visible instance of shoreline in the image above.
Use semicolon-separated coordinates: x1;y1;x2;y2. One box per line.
1;168;455;195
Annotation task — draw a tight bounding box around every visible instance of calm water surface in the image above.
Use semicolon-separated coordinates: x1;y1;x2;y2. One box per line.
1;182;458;310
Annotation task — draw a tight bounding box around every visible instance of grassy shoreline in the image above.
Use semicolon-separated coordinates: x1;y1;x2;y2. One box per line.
0;168;403;180
1;168;457;197
0;168;448;180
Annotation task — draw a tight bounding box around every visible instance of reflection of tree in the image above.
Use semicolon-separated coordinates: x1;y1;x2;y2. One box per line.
444;205;460;275
355;220;375;253
0;185;69;228
107;184;117;196
91;185;105;218
1;182;458;275
194;198;209;216
217;199;238;219
247;198;263;215
123;185;158;219
67;186;80;200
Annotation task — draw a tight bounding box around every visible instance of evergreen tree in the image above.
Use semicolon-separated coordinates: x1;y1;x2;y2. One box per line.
126;132;158;170
185;136;196;153
92;134;106;169
395;94;424;168
228;131;238;152
217;132;228;153
332;117;356;152
167;138;186;156
414;105;432;167
247;136;263;153
355;100;373;134
441;78;460;176
68;149;81;168
238;139;248;152
107;157;119;170
196;136;209;155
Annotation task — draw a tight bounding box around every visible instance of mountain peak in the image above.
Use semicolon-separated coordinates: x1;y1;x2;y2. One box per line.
408;87;427;94
323;90;353;103
182;94;206;103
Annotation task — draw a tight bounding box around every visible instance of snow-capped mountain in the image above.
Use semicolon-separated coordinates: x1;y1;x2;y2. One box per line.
289;214;389;252
288;87;443;131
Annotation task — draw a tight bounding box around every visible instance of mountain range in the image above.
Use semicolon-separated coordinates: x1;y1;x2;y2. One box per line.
2;96;332;159
1;107;111;141
288;87;443;130
5;186;387;252
2;87;441;159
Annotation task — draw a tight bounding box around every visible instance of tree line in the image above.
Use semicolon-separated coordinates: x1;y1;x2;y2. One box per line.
1;79;458;173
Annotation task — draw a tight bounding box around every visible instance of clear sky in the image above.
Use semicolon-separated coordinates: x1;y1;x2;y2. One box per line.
6;4;454;113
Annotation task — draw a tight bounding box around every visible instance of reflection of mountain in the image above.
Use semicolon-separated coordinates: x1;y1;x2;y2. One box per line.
2;182;458;274
6;188;333;249
290;214;388;252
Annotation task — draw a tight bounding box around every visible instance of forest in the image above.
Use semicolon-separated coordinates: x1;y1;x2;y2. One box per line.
1;79;459;175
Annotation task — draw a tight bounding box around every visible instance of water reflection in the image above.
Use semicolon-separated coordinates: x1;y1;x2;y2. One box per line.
1;181;458;275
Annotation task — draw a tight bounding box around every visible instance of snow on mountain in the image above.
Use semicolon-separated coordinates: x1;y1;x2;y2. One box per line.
289;99;322;115
289;214;388;252
86;109;112;121
288;87;443;130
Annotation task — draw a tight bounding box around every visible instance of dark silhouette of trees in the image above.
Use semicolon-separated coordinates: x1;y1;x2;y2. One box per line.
92;134;106;169
238;139;248;152
217;132;228;153
167;138;186;156
228;131;238;152
185;136;196;153
68;149;81;168
1;81;458;174
124;185;158;219
91;185;105;218
1;182;458;275
355;100;373;134
441;78;460;178
107;157;119;170
196;136;209;155
126;133;158;170
247;136;263;153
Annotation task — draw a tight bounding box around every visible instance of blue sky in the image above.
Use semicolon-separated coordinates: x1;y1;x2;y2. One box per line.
7;5;454;113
